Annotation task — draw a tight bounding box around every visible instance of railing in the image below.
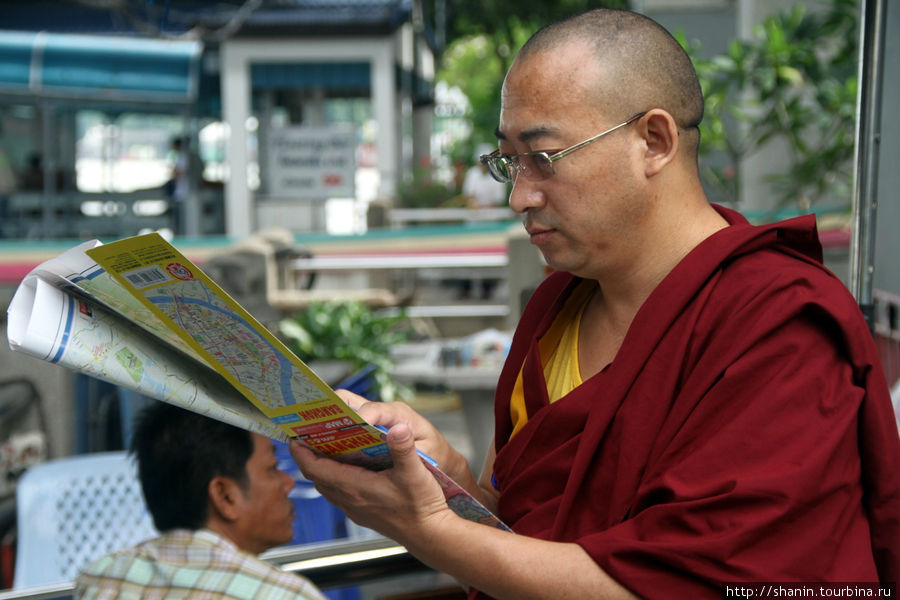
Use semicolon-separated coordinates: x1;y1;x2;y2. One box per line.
388;207;515;228
281;249;511;320
0;536;435;600
0;188;224;240
292;253;508;271
264;536;427;589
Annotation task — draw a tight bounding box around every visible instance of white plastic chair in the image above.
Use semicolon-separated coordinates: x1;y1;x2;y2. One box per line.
13;451;158;588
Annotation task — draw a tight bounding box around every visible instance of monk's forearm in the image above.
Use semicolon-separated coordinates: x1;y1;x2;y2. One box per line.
401;511;639;600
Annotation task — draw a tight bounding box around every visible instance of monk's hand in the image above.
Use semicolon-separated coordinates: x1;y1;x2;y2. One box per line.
334;388;470;483
289;421;451;542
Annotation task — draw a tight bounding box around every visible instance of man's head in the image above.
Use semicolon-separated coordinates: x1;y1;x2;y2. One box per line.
515;9;703;154
495;9;710;280
131;402;295;554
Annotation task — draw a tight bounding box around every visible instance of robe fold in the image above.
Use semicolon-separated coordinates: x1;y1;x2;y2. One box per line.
482;206;900;598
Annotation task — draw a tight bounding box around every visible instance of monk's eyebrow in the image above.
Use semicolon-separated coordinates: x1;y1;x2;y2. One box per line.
494;125;558;145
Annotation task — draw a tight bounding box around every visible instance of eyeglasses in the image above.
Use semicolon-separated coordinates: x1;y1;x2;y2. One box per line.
480;112;646;184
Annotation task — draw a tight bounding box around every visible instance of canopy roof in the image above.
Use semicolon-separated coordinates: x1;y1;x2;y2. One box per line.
0;0;414;37
0;30;201;104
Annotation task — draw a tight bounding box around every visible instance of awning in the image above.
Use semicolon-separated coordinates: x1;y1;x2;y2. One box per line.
250;61;433;104
0;30;201;104
251;61;371;91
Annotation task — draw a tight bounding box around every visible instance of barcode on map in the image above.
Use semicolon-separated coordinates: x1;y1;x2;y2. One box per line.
123;265;170;289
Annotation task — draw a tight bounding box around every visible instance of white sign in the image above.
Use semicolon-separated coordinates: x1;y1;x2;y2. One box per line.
267;126;356;199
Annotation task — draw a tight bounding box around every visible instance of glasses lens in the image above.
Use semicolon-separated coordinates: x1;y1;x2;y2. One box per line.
520;153;554;181
483;155;512;183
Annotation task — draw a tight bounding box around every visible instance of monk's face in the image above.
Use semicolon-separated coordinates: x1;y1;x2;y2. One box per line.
499;40;650;281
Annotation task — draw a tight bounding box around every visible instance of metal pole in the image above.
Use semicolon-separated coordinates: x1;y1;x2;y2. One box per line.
40;103;54;238
849;0;887;332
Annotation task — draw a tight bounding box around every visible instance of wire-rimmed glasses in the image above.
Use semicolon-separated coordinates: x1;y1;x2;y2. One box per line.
479;112;646;184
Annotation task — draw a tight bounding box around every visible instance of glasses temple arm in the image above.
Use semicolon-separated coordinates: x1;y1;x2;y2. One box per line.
550;112;646;162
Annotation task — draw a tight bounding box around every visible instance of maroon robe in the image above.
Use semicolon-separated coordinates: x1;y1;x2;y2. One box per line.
479;206;900;598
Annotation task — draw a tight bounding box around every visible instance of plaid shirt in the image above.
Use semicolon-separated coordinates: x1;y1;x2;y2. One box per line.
75;529;327;600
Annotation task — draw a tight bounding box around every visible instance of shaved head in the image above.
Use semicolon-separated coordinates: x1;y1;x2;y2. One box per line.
514;9;703;155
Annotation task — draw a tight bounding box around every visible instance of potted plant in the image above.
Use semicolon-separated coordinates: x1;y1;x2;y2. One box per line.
279;300;413;402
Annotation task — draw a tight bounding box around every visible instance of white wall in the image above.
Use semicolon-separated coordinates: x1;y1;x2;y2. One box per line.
872;1;900;296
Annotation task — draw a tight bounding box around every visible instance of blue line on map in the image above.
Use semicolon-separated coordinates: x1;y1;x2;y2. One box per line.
147;294;295;404
51;295;75;364
69;265;104;284
84;266;105;280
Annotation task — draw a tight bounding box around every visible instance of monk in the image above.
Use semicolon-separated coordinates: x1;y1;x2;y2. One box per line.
291;8;900;599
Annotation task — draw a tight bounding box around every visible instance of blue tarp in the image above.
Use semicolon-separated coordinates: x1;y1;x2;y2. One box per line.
0;30;200;103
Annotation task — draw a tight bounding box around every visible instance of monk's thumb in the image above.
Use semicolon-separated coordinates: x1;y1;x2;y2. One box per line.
386;422;418;467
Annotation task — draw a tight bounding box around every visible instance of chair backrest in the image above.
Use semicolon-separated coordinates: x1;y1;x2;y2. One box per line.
0;378;47;501
13;451;158;589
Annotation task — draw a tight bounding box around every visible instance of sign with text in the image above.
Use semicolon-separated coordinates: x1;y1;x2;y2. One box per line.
267;126;356;199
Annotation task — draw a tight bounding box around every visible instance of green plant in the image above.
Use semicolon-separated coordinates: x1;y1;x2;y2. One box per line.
682;0;858;215
431;0;627;153
395;160;460;208
278;300;412;402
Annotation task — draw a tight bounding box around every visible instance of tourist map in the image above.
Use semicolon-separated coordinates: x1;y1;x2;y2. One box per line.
7;233;510;532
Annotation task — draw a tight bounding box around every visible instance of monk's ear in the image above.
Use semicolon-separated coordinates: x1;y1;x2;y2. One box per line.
639;109;679;178
208;476;243;522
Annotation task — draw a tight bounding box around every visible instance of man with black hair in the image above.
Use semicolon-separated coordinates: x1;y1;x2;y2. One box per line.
76;402;325;600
